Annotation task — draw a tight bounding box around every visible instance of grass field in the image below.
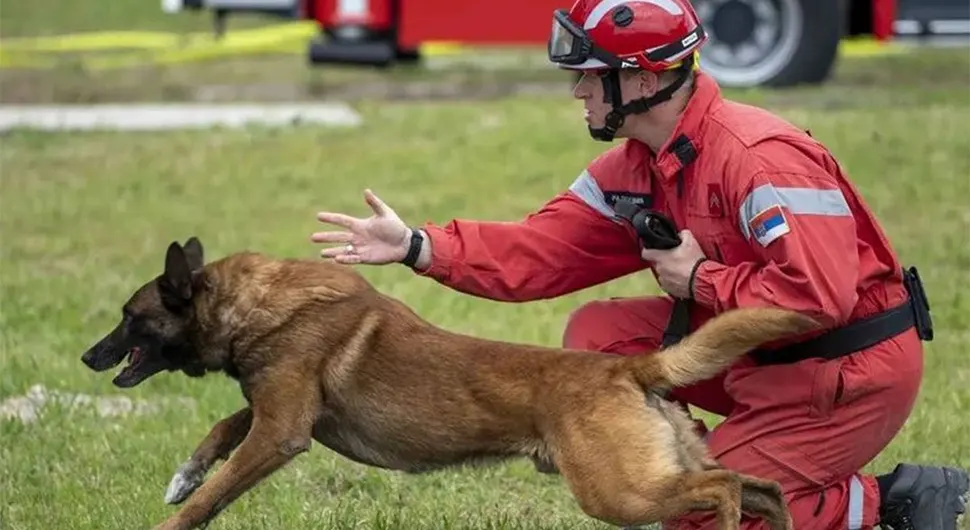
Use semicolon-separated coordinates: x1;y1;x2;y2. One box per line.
2;1;970;528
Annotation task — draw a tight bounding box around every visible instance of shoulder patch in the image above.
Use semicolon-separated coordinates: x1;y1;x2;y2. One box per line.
748;204;790;247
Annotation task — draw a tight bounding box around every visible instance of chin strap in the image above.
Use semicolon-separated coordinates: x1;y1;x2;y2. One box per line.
589;56;694;142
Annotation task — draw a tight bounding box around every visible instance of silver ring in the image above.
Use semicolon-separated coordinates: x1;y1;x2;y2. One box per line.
345;243;355;254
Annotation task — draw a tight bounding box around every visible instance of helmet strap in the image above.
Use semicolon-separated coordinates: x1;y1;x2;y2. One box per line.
588;55;694;142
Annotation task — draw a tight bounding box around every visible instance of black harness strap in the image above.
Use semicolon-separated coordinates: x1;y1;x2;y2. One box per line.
612;203;692;349
662;299;691;348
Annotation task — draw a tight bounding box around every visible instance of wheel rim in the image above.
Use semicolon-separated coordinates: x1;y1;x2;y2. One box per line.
695;0;803;86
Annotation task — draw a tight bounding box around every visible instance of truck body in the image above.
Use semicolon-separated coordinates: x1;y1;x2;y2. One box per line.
165;0;970;87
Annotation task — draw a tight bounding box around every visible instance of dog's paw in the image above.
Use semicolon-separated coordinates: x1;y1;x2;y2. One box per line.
164;460;205;505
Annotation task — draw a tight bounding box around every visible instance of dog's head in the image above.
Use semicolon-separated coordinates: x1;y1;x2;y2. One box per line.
81;237;209;388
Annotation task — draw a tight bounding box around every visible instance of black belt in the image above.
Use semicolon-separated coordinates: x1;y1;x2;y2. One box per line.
750;266;934;365
750;299;913;365
661;266;934;365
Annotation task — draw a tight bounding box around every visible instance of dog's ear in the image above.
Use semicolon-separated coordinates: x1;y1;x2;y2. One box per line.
183;237;204;272
161;241;193;303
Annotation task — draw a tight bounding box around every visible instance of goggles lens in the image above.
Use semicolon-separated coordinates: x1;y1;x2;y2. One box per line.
548;10;586;64
548;9;628;69
549;17;578;61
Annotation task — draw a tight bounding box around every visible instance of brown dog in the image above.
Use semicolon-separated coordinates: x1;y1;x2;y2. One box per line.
80;237;818;530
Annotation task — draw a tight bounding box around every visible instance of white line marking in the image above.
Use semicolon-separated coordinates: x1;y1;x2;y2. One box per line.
0;103;363;132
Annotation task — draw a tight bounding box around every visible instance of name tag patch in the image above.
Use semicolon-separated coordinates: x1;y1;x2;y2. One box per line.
604;191;653;209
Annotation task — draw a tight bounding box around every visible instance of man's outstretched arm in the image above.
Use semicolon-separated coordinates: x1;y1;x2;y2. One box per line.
413;171;647;302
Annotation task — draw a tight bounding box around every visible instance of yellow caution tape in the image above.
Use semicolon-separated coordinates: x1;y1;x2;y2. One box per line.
0;31;180;52
0;21;317;70
839;37;907;57
0;49;60;68
418;41;465;57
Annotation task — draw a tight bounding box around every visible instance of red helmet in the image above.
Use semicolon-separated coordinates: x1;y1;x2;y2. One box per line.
549;0;707;72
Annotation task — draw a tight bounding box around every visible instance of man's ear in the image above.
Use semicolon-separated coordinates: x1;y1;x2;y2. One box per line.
183;236;204;272
637;70;661;99
161;241;193;303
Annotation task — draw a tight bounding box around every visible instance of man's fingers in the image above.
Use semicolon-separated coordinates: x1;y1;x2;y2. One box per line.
316;212;360;230
310;231;354;244
319;246;348;259
363;189;391;217
319;245;366;264
334;254;363;265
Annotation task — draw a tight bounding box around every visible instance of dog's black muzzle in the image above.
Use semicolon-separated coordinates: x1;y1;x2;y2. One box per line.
81;327;128;372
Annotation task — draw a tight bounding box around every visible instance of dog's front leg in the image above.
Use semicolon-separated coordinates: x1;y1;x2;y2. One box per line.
165;407;254;505
153;382;318;530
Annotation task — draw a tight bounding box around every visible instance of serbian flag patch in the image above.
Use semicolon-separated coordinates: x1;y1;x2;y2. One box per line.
748;205;790;247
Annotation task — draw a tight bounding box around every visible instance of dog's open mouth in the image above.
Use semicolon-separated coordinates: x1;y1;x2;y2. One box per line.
115;347;143;379
112;346;159;388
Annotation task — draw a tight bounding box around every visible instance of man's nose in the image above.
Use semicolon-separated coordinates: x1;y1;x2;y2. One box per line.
572;75;590;99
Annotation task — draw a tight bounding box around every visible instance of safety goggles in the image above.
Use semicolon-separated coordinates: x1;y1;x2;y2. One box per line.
548;9;629;69
548;8;707;71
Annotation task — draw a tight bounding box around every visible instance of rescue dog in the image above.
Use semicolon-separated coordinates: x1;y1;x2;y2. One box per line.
80;237;819;530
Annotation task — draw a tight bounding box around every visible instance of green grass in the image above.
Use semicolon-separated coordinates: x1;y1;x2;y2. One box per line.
2;14;970;526
0;0;271;37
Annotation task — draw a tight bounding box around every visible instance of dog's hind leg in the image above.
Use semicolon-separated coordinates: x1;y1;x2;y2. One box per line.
553;393;745;529
737;474;793;530
164;407;253;505
567;467;745;529
152;378;319;530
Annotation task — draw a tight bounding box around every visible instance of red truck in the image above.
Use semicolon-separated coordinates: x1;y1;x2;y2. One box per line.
165;0;970;87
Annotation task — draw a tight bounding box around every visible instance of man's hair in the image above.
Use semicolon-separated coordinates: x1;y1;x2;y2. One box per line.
621;67;695;94
661;67;695;93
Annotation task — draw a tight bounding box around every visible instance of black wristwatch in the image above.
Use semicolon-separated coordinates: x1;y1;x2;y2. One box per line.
400;228;424;268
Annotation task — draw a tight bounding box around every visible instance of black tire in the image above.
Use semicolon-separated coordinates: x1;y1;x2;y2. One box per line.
395;47;421;63
693;0;843;88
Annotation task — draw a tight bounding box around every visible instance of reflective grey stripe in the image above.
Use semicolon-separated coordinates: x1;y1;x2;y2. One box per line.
848;475;864;529
739;184;852;239
568;169;616;219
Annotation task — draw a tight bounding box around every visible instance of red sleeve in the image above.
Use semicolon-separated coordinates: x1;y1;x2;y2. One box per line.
413;172;646;302
691;167;859;328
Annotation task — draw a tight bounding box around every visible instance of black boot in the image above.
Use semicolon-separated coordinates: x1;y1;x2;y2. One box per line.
878;463;969;530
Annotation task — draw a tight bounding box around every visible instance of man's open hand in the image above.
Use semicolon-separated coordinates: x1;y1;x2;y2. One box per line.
311;189;411;265
641;229;707;299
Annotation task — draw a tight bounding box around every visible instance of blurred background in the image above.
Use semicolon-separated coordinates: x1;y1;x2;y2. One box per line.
1;0;968;103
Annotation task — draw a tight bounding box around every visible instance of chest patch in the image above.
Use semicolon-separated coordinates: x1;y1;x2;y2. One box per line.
748;205;790;247
604;191;653;210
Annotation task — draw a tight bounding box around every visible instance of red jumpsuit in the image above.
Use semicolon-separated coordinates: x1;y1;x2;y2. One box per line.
413;71;923;529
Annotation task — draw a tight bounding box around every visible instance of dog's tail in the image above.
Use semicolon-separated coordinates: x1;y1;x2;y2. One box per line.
627;307;820;391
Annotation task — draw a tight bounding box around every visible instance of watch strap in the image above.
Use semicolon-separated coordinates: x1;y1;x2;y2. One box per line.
400;229;424;268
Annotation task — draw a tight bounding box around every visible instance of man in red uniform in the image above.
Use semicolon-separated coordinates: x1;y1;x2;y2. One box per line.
310;1;968;528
